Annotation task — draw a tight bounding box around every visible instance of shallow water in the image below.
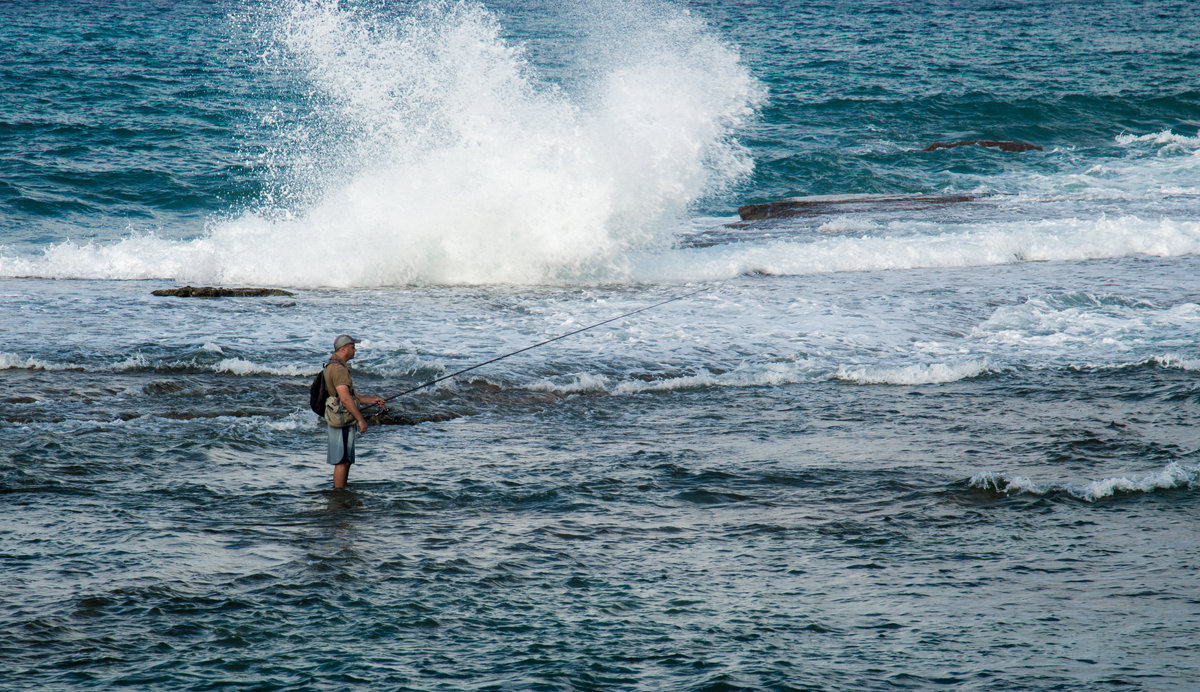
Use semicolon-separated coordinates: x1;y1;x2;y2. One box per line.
5;260;1200;689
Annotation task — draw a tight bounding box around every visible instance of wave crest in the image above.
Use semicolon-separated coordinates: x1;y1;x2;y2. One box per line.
835;360;995;385
969;463;1200;502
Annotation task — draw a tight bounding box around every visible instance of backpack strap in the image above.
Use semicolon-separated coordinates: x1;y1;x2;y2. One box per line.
324;358;355;400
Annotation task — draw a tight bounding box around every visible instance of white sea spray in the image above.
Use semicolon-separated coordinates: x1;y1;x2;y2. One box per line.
0;0;760;287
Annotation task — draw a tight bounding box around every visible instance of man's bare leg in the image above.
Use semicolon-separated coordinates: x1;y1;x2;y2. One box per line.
333;462;350;489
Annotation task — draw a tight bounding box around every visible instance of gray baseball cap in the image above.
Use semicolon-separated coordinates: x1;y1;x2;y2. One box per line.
333;334;359;350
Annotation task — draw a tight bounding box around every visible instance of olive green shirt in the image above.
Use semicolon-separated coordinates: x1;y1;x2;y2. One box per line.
324;356;357;401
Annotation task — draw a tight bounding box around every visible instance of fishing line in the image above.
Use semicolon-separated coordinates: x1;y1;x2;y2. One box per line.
368;286;709;408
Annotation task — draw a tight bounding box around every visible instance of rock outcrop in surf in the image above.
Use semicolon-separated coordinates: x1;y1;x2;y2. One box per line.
737;193;977;222
151;286;295;298
923;140;1043;153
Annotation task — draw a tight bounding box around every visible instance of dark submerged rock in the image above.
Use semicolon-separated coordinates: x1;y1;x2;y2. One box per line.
152;286;294;298
368;410;460;426
923;140;1043;153
737;193;977;222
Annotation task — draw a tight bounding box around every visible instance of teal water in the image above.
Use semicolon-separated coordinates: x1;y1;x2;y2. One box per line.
2;1;1199;689
717;0;1200;203
5;0;1199;244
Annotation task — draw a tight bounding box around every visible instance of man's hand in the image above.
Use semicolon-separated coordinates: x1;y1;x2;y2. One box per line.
358;398;385;433
337;384;373;434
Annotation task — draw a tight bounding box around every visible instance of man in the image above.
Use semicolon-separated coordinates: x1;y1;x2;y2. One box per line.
324;334;385;489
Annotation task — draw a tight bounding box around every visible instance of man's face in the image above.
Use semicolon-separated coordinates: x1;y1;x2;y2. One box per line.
344;343;356;360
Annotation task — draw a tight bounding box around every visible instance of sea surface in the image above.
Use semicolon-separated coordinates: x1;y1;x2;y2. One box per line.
3;0;1199;689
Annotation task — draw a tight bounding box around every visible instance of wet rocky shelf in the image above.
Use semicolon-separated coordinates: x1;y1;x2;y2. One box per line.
736;193;981;222
152;286;294;298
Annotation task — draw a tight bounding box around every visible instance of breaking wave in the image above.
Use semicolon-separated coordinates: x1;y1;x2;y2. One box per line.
834;360;996;385
969;462;1200;502
0;351;314;377
0;352;75;371
524;358;995;394
633;214;1200;282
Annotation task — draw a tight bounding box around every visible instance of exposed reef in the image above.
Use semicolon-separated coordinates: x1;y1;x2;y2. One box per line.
737;193;978;222
923;140;1043;153
152;286;295;298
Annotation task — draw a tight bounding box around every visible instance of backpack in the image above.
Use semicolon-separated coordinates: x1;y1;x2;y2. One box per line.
309;365;328;417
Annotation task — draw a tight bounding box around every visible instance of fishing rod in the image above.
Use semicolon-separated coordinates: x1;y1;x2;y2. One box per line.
366;286;709;409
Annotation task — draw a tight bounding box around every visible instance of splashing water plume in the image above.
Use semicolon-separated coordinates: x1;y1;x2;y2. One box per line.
259;0;762;286
7;0;760;287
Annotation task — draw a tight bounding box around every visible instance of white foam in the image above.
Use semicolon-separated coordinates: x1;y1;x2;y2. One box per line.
1064;129;1200;199
974;295;1200;352
834;359;994;385
625;214;1200;283
969;462;1200;502
815;216;878;235
1150;354;1200;371
1;351;321;376
212;358;313;377
1115;129;1200;152
527;372;613;394
265;409;318;431
526;360;825;395
113;354;151;372
612;370;730;394
0;350;154;374
0;351;70;371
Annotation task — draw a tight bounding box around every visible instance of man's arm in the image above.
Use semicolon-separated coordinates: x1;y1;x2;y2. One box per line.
336;384;370;433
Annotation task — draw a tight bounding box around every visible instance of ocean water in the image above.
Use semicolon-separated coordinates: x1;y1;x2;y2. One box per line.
2;0;1199;689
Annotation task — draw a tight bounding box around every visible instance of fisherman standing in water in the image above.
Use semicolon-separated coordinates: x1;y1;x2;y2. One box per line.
324;334;385;489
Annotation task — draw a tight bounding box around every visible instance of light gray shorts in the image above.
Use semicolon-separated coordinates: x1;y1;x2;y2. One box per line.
327;424;357;465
